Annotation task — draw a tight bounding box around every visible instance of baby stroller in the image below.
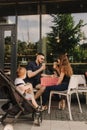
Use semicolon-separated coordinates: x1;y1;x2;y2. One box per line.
0;69;42;126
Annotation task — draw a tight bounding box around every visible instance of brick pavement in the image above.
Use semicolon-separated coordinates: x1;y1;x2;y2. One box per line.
0;98;87;130
0;94;87;121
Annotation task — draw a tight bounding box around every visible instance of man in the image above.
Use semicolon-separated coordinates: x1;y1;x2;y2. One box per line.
26;53;46;100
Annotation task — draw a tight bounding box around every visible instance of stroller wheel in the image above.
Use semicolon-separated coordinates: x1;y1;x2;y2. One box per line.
33;112;42;126
34;117;40;126
3;124;14;130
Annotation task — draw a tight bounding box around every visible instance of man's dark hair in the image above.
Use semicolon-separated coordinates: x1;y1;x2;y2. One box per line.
36;52;44;56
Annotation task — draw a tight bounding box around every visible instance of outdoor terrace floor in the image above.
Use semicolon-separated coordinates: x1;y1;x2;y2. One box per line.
0;94;87;130
0;94;87;121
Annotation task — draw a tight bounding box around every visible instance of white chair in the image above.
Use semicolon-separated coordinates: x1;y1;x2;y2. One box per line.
77;75;87;104
48;75;82;120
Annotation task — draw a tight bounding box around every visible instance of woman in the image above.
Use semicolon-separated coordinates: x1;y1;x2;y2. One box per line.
42;54;73;110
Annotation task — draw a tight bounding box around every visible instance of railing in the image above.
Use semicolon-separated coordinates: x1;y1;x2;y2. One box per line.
0;62;86;99
4;62;87;75
46;62;87;74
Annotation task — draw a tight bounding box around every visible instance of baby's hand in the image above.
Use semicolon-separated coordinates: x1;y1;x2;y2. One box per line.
25;88;31;93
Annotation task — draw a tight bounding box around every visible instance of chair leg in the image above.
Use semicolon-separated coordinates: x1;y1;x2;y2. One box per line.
48;91;52;114
85;93;87;104
40;96;42;106
69;95;71;103
67;95;73;120
76;92;82;113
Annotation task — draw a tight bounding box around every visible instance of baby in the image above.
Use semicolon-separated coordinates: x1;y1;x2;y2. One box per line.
14;67;42;111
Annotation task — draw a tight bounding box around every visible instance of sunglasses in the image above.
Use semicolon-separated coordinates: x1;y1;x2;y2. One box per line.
41;57;45;60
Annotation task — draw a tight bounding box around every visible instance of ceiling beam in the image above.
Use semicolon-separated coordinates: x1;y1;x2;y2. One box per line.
0;0;86;16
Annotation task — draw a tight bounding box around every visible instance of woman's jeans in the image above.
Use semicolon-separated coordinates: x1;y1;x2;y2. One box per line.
42;83;68;106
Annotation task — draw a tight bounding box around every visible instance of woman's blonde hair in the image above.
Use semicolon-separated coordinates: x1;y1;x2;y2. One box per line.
58;54;73;76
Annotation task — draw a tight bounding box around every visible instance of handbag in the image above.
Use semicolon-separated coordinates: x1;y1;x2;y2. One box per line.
41;76;58;87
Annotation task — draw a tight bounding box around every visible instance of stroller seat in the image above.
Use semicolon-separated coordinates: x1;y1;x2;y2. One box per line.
0;69;42;126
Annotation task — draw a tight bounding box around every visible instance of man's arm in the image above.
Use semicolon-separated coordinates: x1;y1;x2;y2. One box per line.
27;65;46;78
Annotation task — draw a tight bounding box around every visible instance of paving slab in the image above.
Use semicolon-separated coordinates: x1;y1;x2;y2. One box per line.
0;120;87;130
